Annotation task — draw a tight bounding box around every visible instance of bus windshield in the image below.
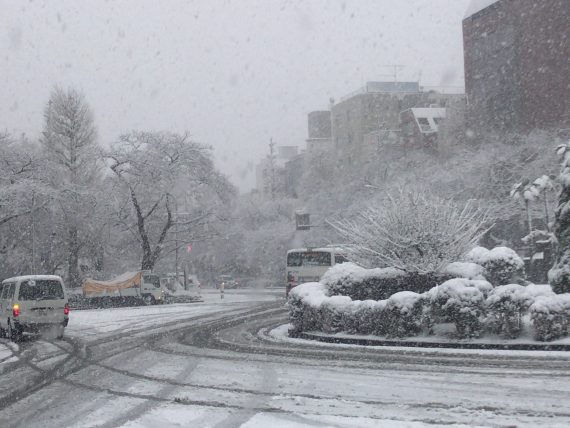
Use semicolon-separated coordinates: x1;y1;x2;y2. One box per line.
287;251;332;267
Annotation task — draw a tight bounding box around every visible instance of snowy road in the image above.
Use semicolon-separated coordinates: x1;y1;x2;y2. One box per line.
1;289;570;427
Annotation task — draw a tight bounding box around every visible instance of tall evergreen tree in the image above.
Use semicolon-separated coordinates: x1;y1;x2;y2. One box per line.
41;87;100;287
548;142;570;293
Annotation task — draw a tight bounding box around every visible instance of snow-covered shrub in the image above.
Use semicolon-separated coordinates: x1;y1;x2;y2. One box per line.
465;246;525;286
321;262;365;297
322;262;450;301
328;190;490;273
549;258;570;294
320;296;352;334
322;262;407;300
345;300;387;335
484;247;526;286
287;282;328;334
384;291;424;338
428;279;487;338
464;246;490;266
485;284;527;338
530;294;570;341
520;283;556;307
444;262;486;280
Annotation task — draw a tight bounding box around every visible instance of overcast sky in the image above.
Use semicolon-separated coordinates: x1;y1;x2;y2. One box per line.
1;0;471;191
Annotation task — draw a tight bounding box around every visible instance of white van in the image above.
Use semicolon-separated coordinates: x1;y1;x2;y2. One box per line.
0;275;69;341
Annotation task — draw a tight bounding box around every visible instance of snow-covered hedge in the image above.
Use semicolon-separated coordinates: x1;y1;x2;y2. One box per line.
383;291;424;338
344;300;386;335
427;279;490;338
288;267;569;342
485;284;527;338
464;246;526;286
288;282;328;334
444;262;486;281
322;262;452;301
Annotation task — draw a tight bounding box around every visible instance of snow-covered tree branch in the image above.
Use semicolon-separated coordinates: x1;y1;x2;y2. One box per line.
328;190;491;273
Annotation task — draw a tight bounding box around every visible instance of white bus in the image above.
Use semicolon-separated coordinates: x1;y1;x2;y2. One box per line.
286;247;348;295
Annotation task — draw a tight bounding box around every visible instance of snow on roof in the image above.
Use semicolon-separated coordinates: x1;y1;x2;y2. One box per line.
2;275;63;283
464;0;500;18
411;107;446;119
287;247;345;253
83;271;142;286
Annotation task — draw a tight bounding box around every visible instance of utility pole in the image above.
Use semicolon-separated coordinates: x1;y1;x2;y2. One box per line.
174;197;179;285
31;190;36;274
268;138;276;200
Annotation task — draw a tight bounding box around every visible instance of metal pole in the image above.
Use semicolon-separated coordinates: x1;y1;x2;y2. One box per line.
175;199;179;286
31;191;36;274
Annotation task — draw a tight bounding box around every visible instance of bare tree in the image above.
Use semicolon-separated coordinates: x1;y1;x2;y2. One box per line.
41;86;100;286
106;131;233;271
328;190;491;273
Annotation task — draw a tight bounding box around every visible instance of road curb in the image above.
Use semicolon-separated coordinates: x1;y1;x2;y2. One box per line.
294;331;570;351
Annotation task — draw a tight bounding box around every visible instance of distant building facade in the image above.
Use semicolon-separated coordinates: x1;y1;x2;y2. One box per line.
463;0;570;133
306;110;332;153
330;81;463;166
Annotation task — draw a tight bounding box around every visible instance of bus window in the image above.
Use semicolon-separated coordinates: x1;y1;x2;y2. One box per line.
303;252;331;266
335;254;348;264
287;252;302;267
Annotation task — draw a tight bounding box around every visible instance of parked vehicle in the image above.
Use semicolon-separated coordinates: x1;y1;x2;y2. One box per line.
82;271;163;306
217;275;239;289
286;247;348;296
0;275;69;341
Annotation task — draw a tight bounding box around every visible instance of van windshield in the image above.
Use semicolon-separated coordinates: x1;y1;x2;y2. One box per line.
18;280;64;301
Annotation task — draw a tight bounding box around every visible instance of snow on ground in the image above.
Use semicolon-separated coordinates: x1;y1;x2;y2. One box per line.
0;342;18;366
67;289;283;339
122;404;484;428
3;288;570;427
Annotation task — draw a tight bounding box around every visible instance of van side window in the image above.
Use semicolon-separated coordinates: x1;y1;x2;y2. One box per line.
1;284;13;299
7;283;15;299
0;285;7;299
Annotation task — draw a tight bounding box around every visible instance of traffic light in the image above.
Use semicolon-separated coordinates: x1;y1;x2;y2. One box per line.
295;212;310;230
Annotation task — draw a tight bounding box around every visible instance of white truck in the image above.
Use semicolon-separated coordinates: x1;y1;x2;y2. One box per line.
82;271;163;306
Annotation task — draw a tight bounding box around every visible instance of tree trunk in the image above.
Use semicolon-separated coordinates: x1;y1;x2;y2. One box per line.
67;226;80;288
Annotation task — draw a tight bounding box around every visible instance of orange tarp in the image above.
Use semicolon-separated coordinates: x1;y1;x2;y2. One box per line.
82;271;143;296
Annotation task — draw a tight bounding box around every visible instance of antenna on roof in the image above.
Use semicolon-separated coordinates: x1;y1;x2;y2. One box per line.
380;65;405;82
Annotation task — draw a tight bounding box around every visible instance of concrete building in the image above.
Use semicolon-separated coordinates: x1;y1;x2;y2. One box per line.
330;81;463;166
306;110;332;153
463;0;570;133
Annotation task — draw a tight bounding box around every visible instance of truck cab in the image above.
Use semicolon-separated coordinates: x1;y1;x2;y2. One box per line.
141;272;162;304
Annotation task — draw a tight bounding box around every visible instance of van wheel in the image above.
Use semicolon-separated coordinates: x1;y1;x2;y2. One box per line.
142;295;155;306
0;326;6;339
7;322;21;342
